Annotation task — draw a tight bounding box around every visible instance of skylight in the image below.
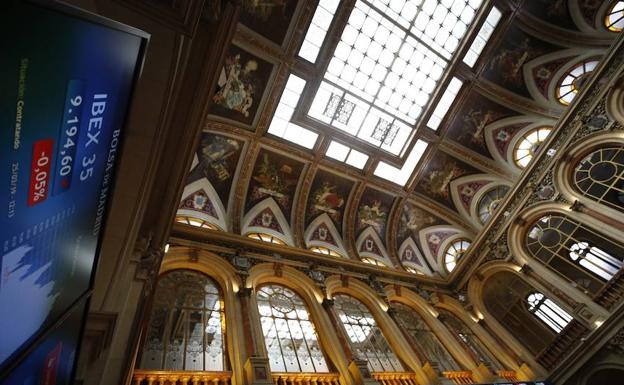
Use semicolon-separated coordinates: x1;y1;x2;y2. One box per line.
326;140;370;169
463;6;501;67
426;77;462;130
374;139;428;185
299;0;341;62
267;74;319;149
307;0;484;156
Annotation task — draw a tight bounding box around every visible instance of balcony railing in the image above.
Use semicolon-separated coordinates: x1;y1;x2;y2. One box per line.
441;370;473;384
536;319;589;370
132;370;232;385
272;372;340;385
371;372;419;385
496;370;518;382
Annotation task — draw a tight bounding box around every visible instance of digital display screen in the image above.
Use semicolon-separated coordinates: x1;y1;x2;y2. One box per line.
0;1;145;368
0;298;88;385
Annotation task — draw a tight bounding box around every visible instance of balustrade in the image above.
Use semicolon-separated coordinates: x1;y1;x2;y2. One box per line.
496;370;518;382
441;370;473;384
272;372;341;385
132;370;232;385
371;371;418;385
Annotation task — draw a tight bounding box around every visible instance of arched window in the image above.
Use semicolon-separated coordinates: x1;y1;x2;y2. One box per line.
361;257;387;267
482;271;564;355
526;292;573;333
478;185;510;224
573;145;624;213
139;270;226;371
556;60;599;105
605;1;624;32
513;127;551;168
256;285;329;372
569;242;623;281
310;246;343;258
444;239;471;273
526;215;624;294
175;215;220;230
391;303;460;372
333;295;403;372
246;232;286;245
438;310;503;371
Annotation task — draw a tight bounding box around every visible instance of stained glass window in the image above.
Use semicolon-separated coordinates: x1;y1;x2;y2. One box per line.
605;1;624;32
444;239;470;272
139;270;226;371
526;292;572;333
513;127;551;168
477;185;510;224
257;285;329;372
557;60;599;105
247;232;287;245
438;310;502;370
333;294;404;372
573;146;624;213
391;303;460;372
526;215;624;294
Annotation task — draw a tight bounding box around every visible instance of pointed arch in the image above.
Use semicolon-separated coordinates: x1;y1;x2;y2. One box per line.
397;237;432;276
356;227;393;266
450;174;512;228
242;197;294;246
305;213;348;258
178;178;228;231
484;117;557;172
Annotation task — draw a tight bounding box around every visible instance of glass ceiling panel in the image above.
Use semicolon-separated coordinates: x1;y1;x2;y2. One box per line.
308;0;483;156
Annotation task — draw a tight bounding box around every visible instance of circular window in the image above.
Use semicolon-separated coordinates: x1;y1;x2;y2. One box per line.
246;232;286;245
606;1;624;32
513;127;552;168
557;60;599;105
444;239;471;272
310;246;342;258
478;185;510;224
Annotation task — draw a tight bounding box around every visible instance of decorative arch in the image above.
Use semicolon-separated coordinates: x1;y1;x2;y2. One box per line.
508;202;624;299
433;294;520;375
155;248;244;385
324;276;429;383
397;237;432;276
385;286;482;378
355;226;393;266
305;213;349;258
178;178;228;231
466;261;563;376
554;132;624;220
242;197;294;246
247;264;355;385
450;174;512;228
419;225;470;274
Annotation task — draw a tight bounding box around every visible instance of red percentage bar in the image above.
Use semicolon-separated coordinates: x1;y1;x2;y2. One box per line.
27;139;54;207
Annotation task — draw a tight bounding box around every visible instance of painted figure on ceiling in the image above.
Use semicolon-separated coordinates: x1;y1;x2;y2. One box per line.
359;200;387;233
310;182;345;221
213;54;258;117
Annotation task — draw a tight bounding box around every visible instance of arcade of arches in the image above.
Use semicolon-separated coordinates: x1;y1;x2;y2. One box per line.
69;1;624;385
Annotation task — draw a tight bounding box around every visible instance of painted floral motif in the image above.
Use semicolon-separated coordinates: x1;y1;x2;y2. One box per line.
360;235;382;255
250;153;299;214
426;230;458;258
358;200;387;234
532;56;574;98
309;182;345;223
492;123;528;160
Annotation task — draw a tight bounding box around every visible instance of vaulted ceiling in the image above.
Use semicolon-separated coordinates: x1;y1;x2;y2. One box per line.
176;0;621;280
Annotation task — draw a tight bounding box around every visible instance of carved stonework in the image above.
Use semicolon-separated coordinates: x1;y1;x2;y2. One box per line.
607;327;624;354
133;234;165;296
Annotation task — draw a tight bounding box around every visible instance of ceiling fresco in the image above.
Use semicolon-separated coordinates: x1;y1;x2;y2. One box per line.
177;0;620;279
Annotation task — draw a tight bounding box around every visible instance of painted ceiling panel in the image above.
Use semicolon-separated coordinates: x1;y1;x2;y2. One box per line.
305;169;355;235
